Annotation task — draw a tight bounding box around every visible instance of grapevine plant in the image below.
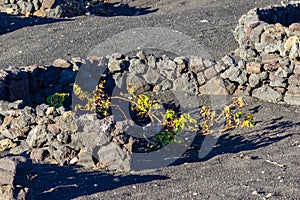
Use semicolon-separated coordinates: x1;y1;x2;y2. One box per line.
48;81;254;149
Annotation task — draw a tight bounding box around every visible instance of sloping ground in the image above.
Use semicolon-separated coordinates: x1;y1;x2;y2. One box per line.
0;0;299;199
0;0;284;68
31;96;300;199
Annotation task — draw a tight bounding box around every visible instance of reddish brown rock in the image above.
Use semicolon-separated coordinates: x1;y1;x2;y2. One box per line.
284;85;300;105
33;8;47;17
288;74;300;86
30;148;49;161
246;62;262;74
289;23;300;32
53;58;72;69
42;0;56;9
293;63;300;74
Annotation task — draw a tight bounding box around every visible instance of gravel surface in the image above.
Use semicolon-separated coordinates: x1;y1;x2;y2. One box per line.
0;0;283;68
1;0;300;199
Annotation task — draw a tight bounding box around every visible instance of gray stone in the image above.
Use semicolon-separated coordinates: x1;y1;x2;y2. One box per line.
289;23;300;35
111;120;134;137
173;72;198;94
224;79;237;95
0;169;14;185
159;79;172;91
113;134;129;145
249;73;263;88
36;104;49;117
56;132;71;144
112;72;126;88
0;156;31;174
136;51;146;60
263;62;281;72
26;124;49;148
199;77;228;95
0;185;33;200
196;72;206;86
48;145;74;165
0;100;9;112
8;100;24;110
235;70;248;85
238;60;246;69
188;56;204;73
174;56;187;65
108;60;122;73
288;74;300;86
204;67;217;80
0;112;33;139
176;63;188;77
32;0;40;11
220;66;241;82
157;57;177;71
9;140;30;155
75;113;98;131
24;2;33;13
214;60;229;73
261;53;281;65
203;59;214;68
264;41;282;54
106;53;123;60
77;149;95;167
269;72;287;87
56;111;77;133
289;42;299;60
80;116;114;149
252;85;283;102
129;58;147;74
17;0;26;12
275;66;293;78
233;85;251;97
293;63;300;74
126;73;150;94
142;68;162;85
221;55;236;68
249;22;267;43
157;58;177;81
96;142;131;172
47;5;63;18
146;55;156;69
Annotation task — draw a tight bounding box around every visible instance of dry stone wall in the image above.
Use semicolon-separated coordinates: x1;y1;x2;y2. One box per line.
1;2;300;174
0;0;108;18
234;1;300;105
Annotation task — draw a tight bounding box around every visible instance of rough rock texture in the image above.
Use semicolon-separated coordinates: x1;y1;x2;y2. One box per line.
0;156;34;200
2;1;300;172
0;51;299;174
234;2;300;63
0;0;109;18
